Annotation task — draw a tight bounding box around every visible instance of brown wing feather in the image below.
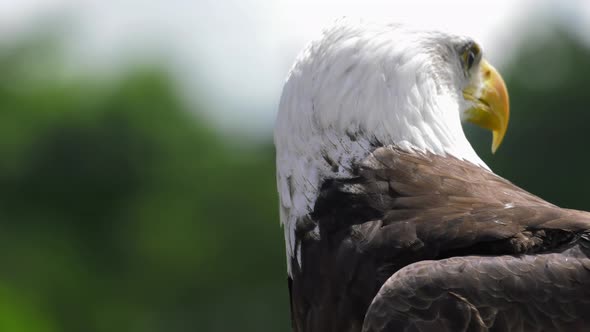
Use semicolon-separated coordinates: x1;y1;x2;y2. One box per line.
363;243;590;332
359;147;590;255
289;146;590;332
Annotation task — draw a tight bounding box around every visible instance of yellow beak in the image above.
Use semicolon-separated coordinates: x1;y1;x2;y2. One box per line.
463;60;510;153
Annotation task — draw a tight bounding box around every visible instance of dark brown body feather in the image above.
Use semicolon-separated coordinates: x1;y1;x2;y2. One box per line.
288;146;590;332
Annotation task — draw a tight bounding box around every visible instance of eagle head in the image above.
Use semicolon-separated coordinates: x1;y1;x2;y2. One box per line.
274;18;509;271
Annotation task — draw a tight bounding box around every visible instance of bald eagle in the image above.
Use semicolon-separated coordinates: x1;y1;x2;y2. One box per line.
274;19;590;332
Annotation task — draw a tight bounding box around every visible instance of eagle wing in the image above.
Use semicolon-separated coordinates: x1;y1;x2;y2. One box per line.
296;146;590;331
353;147;590;331
362;244;590;332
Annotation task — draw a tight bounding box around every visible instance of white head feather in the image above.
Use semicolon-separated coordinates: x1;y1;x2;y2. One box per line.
275;18;488;274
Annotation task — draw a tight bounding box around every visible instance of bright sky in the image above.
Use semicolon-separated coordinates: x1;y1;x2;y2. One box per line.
0;0;589;136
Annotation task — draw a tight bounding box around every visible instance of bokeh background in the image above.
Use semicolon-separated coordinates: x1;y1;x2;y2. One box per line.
1;1;590;331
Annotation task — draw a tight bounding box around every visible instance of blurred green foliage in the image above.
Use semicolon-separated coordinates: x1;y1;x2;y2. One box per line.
0;24;589;332
0;37;288;331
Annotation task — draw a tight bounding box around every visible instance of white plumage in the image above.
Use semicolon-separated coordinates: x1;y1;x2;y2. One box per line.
275;18;489;273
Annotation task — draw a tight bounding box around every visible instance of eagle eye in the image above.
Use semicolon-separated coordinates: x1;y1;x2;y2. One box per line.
461;42;481;71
